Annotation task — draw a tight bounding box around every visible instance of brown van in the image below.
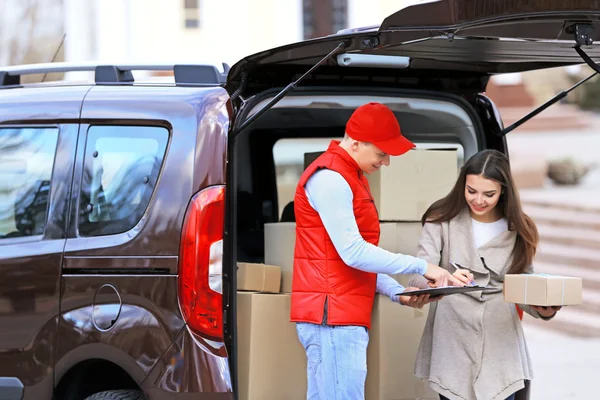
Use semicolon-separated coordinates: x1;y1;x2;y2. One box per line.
1;1;600;399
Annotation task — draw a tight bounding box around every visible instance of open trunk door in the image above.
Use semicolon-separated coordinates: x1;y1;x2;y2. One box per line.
226;0;600;109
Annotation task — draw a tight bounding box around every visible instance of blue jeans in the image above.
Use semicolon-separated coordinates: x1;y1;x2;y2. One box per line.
440;394;515;400
296;322;369;400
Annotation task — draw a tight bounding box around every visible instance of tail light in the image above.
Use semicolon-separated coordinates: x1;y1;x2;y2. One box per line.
178;185;225;341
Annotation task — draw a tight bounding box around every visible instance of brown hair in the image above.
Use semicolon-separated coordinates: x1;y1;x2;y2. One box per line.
422;149;538;274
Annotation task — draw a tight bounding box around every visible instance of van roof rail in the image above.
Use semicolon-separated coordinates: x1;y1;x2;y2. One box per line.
0;62;230;87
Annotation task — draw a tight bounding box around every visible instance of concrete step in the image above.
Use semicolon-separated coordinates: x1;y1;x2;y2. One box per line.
523;305;600;338
536;224;600;249
522;197;600;215
524;205;600;230
535;242;600;271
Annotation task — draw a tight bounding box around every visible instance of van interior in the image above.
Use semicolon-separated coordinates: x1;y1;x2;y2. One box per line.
233;92;482;262
227;90;491;398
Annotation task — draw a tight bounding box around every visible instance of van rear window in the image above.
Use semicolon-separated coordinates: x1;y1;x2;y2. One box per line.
78;125;168;237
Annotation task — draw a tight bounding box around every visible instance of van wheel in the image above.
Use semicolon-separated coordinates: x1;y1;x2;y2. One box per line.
84;390;146;400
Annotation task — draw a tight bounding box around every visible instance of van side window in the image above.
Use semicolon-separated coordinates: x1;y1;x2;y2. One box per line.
78;125;168;237
0;127;59;240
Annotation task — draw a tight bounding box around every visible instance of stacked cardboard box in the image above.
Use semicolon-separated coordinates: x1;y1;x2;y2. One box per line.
366;149;458;221
264;221;424;290
265;222;422;293
240;148;459;399
301;148;459;222
367;297;438;400
236;261;307;400
236;291;307;400
237;262;281;293
236;283;437;399
263;222;296;293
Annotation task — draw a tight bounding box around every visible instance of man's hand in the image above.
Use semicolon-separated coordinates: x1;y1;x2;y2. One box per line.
424;264;465;288
397;286;443;309
531;305;562;318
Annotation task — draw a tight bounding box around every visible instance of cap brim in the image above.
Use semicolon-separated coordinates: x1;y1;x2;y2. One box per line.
374;135;416;156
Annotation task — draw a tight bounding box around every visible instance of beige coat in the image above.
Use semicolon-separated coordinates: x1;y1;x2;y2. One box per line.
408;207;550;400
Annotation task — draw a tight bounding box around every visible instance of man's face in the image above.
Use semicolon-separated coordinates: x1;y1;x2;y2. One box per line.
352;141;390;174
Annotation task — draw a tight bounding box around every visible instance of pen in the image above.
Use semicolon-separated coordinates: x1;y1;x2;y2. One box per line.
450;261;476;285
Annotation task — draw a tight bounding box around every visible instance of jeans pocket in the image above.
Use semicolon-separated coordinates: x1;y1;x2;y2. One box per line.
297;322;319;350
333;325;361;331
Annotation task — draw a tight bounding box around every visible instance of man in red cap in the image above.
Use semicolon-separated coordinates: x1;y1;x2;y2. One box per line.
290;102;465;399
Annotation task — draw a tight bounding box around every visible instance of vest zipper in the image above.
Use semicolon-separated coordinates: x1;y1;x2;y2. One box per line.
322;296;328;325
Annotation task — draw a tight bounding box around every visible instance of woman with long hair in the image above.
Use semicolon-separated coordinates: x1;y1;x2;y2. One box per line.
408;149;561;400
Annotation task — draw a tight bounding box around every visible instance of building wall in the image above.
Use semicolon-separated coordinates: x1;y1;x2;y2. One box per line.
61;0;430;68
63;0;303;68
348;0;416;28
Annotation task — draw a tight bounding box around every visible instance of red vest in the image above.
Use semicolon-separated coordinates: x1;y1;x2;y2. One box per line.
290;140;380;329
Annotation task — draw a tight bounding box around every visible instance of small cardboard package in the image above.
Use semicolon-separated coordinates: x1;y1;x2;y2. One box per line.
504;274;583;306
237;262;281;293
237;292;307;400
366;296;437;400
264;222;296;293
367;149;458;221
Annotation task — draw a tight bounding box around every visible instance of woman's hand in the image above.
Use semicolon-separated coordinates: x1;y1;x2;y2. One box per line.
531;305;562;318
452;269;475;285
397;287;443;309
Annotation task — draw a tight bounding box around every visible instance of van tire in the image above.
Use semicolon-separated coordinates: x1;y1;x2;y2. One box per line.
84;390;146;400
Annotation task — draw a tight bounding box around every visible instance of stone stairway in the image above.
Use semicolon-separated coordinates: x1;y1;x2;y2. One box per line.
521;199;600;338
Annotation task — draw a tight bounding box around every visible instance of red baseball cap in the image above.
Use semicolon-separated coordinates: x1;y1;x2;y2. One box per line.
345;102;415;156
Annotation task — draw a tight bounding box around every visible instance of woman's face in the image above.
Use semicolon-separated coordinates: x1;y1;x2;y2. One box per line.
464;174;502;220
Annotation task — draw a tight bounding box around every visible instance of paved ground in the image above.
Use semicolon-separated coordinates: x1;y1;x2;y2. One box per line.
523;323;600;399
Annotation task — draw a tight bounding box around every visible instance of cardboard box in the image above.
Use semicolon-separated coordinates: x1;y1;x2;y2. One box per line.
264;222;296;293
377;222;424;287
237;262;281;293
236;292;435;400
366;297;437;400
237;292;307;400
265;222;424;292
379;222;422;256
504;274;583;306
367;149;458;221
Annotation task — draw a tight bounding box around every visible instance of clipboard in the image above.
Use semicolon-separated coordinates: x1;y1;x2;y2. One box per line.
396;285;494;297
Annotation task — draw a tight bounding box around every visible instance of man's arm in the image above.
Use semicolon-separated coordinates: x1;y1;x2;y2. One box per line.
376;273;404;302
305;169;428;277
